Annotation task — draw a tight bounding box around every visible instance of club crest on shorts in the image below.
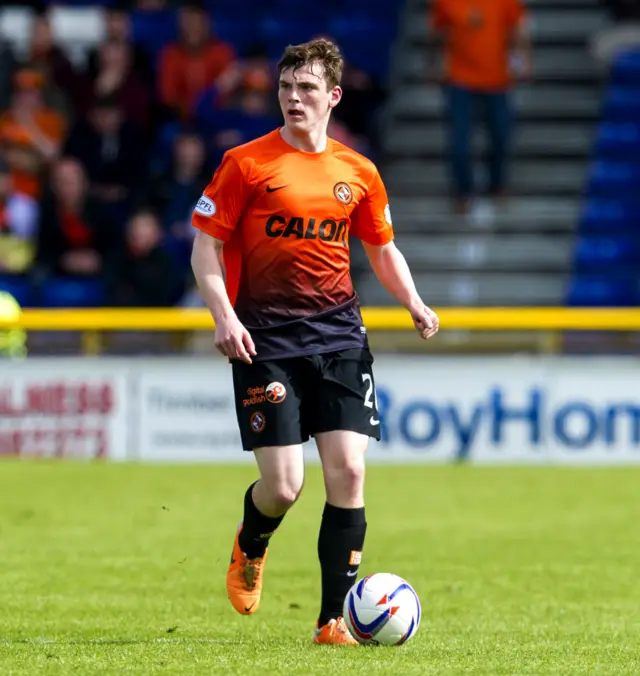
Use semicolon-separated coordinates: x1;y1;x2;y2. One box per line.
334;182;353;205
265;381;287;404
250;411;266;433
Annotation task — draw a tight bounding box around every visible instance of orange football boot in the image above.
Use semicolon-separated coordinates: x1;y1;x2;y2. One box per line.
226;524;268;615
313;617;359;645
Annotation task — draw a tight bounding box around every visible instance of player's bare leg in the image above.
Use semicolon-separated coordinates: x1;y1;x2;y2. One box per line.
227;445;304;615
313;430;368;645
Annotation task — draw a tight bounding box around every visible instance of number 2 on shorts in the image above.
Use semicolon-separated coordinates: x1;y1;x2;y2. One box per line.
362;373;380;426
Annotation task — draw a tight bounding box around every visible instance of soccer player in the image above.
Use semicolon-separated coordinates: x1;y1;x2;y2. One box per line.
191;38;439;645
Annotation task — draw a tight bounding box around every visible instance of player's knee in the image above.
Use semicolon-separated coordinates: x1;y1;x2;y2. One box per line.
343;462;365;497
267;480;304;511
325;460;365;500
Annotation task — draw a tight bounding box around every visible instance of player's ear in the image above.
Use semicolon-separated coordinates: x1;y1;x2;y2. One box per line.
329;85;342;109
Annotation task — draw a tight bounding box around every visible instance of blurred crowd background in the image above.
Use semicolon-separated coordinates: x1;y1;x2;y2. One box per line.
0;0;638;320
0;0;392;309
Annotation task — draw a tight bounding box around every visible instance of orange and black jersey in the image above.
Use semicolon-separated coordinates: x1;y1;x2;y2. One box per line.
192;128;394;360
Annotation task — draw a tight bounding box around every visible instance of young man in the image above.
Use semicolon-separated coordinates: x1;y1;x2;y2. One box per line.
191;39;439;645
429;0;532;214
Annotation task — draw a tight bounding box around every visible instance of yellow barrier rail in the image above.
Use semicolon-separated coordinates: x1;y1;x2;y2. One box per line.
1;307;640;331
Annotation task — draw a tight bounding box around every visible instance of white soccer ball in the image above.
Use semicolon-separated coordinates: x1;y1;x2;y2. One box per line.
343;573;421;646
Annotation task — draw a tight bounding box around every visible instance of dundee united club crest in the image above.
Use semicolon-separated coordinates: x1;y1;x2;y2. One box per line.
333;182;353;205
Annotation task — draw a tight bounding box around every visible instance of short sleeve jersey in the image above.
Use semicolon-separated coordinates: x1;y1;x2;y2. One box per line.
431;0;527;91
192;129;394;360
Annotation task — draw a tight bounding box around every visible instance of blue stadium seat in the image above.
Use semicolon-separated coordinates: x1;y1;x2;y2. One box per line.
327;15;397;76
574;236;640;269
328;14;397;44
213;17;260;55
595;122;640;156
0;275;32;307
259;17;328;58
326;0;394;11
205;0;260;10
580;199;640;233
567;276;639;306
587;161;640;195
611;50;640;85
39;278;105;308
603;87;640;121
130;9;178;60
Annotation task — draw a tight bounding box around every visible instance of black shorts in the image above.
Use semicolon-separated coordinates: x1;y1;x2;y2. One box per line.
232;348;381;451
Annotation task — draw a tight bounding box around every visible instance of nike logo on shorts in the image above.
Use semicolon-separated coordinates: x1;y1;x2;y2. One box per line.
370;416;380;426
347;570;358;577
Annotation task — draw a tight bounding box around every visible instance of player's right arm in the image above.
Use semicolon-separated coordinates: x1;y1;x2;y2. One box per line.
191;153;257;364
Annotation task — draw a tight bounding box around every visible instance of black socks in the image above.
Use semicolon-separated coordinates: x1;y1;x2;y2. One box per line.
317;502;367;627
237;482;285;559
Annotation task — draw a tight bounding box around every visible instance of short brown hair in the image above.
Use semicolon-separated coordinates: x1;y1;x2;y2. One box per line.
277;38;344;89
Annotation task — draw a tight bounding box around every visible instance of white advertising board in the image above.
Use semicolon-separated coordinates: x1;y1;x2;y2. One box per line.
372;355;640;465
134;359;249;462
129;355;640;465
0;359;129;460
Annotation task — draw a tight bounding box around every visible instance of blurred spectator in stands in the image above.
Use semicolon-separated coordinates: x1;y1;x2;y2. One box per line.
195;70;280;166
26;10;80;114
85;3;153;86
333;62;385;156
105;208;178;307
592;1;640;67
64;94;148;224
430;0;532;215
80;39;151;131
147;131;208;234
601;0;640;20
0;37;18;110
32;157;116;280
134;0;173;9
314;34;385;150
0;157;39;274
328;118;370;156
0;67;65;201
157;1;236;121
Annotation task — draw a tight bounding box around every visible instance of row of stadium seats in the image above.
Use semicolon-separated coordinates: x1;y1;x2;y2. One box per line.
0;275;103;309
0;4;398;75
570;49;640;307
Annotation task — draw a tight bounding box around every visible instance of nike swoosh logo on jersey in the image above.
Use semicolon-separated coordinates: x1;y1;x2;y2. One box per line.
370;416;380;426
266;185;287;193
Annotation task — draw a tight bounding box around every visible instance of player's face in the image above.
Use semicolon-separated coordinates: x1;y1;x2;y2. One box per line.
278;62;342;135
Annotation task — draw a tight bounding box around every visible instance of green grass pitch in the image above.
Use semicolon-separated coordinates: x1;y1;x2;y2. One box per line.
0;461;639;675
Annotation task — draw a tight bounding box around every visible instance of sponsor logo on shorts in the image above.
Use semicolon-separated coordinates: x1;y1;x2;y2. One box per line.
265;381;287;404
334;182;353;205
243;385;265;407
250;411;266;433
349;550;362;566
194;195;215;216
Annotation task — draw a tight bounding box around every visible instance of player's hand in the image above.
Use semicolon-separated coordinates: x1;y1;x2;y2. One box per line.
214;315;257;364
410;303;439;340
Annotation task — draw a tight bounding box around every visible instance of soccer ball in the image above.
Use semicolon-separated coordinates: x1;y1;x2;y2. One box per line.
343;573;421;646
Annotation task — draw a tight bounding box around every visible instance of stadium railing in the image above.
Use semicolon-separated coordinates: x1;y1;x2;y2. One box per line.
2;307;640;355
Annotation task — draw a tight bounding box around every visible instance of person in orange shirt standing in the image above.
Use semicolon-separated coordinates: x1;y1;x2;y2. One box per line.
157;1;236;121
0;68;65;200
191;39;439;645
430;0;532;214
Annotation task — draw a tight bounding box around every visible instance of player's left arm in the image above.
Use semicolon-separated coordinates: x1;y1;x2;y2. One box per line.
351;169;439;340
